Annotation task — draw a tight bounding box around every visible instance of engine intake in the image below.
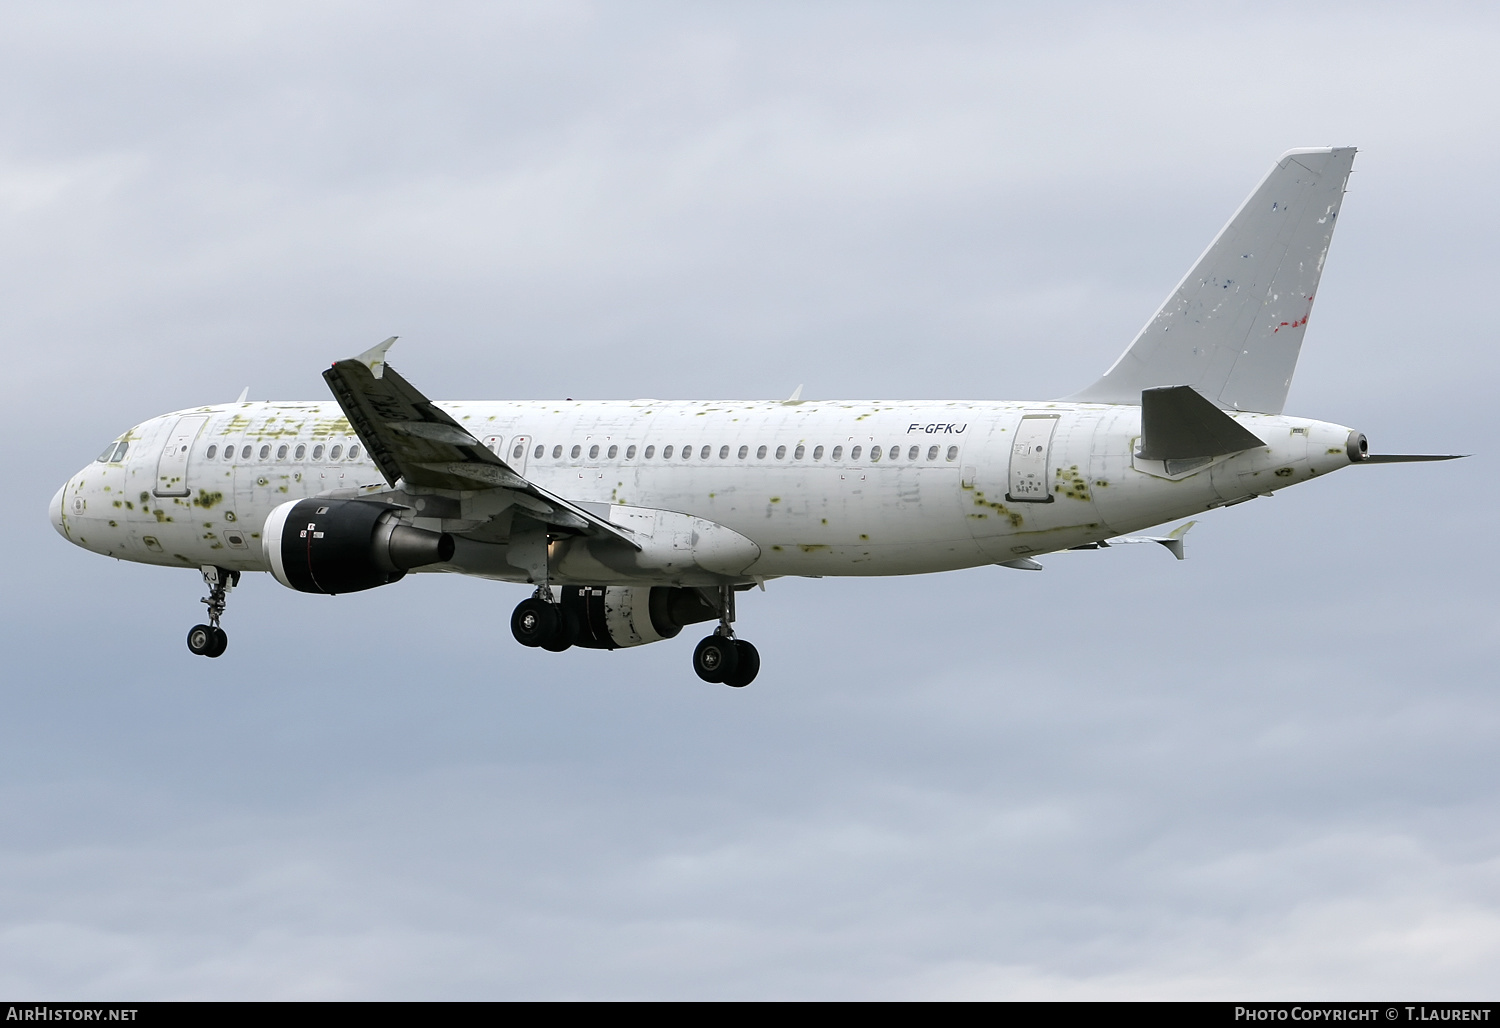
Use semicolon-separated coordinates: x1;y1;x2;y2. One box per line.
264;498;454;594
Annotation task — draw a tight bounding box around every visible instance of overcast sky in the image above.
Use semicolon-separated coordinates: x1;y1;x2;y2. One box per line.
3;1;1498;999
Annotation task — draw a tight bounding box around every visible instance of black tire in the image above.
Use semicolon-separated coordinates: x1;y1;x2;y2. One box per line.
206;626;229;658
723;639;760;688
540;604;577;652
692;634;739;684
186;624;215;657
511;598;559;648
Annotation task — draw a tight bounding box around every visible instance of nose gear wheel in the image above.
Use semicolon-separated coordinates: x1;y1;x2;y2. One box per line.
187;566;238;658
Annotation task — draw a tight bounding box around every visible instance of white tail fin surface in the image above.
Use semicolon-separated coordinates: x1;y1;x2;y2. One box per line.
1071;147;1356;414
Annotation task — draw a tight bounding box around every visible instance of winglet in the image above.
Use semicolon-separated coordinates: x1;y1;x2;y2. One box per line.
784;384;804;404
234;386;249;404
354;336;398;380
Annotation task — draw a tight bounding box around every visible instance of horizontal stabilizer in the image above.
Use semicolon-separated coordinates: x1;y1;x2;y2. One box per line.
1359;454;1467;463
1138;385;1264;461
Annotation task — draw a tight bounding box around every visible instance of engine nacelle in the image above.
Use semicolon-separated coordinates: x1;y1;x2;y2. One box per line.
264;498;454;595
559;585;719;649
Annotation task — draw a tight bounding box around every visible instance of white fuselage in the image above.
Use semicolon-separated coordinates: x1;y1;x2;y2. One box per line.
51;398;1359;583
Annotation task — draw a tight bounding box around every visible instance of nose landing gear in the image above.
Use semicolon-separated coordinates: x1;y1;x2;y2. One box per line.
187;565;238;658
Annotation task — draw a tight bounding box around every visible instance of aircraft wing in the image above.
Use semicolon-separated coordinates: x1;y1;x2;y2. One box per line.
322;338;637;544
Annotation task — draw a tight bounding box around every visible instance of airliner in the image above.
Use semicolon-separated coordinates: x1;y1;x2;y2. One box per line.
50;147;1457;686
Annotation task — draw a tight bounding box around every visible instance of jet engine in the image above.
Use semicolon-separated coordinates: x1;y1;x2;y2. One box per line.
558;585;718;649
264;498;454;594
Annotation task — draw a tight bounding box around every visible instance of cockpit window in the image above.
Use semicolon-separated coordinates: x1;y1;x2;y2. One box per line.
112;441;129;462
96;441;130;462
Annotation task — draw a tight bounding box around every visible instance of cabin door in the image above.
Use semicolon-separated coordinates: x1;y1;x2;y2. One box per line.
154;415;209;497
1007;414;1059;503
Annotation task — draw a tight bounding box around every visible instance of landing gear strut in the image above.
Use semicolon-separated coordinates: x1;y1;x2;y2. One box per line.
187;565;238;658
693;584;759;688
508;533;574;651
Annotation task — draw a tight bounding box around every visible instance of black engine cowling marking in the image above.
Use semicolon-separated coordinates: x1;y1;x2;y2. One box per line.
268;498;453;595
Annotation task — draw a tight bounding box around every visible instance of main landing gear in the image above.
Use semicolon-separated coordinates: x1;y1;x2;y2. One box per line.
187;565;239;658
691;586;759;689
510;591;575;652
508;583;761;687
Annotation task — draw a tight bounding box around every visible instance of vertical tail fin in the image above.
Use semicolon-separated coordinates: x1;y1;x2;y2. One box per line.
1070;147;1356;414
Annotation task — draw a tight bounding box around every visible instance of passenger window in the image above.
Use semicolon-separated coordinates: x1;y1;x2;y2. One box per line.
813;445;824;460
514;443;525;460
907;445;918;460
831;445;842;460
608;444;618;459
242;445;253;459
738;445;748;459
794;444;805;460
663;445;674;459
534;444;543;459
645;445;656;459
349;445;360;460
206;445;218;459
295;444;306;460
756;445;767;459
870;446;882;462
946;445;959;461
700;445;711;459
927;445;938;461
682;445;692;460
277;444;288;460
224;446;234;462
626;445;636;459
589;444;599;459
259;444;271;459
850;445;861;460
312;445;324;460
775;445;787;460
717;445;727;459
571;445;581;459
329;445;342;460
552;445;562;459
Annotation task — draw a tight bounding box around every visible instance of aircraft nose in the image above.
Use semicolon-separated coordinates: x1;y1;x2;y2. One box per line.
50;480;69;539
